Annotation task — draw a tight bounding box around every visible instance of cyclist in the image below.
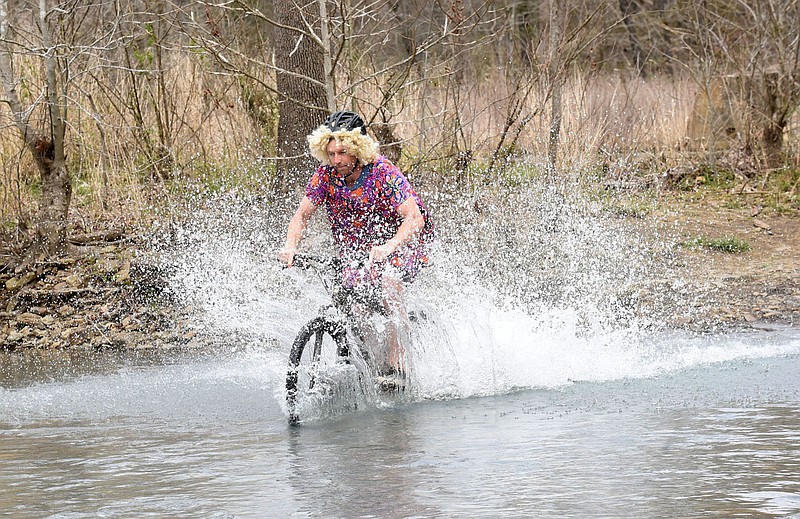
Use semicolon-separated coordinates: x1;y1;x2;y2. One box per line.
278;111;434;385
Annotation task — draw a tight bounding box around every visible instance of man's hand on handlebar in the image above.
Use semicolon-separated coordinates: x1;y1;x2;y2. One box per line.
278;247;296;268
368;238;399;265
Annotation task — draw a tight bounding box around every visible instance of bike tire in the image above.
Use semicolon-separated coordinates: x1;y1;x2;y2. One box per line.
286;316;350;425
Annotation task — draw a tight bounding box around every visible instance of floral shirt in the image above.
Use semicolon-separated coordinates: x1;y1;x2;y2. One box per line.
305;156;433;281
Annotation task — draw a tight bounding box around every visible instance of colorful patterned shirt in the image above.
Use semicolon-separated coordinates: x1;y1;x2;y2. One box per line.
305;156;433;282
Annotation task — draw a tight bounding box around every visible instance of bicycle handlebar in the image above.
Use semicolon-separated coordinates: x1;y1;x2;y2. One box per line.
290;253;339;271
288;253;385;312
290;253;373;273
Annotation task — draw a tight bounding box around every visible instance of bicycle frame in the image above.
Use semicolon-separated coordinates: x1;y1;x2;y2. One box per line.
285;254;385;424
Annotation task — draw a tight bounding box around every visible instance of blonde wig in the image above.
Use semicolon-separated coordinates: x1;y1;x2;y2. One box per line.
306;126;381;165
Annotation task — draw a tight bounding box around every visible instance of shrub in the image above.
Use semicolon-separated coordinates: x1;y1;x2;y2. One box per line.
683;236;751;253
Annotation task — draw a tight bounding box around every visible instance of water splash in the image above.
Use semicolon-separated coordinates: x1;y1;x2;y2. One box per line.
151;183;799;419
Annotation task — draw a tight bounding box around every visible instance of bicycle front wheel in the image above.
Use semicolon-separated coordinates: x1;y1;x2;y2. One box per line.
285;316;349;425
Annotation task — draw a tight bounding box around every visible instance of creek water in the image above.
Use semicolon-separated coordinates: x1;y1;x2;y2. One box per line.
2;194;800;518
1;333;799;518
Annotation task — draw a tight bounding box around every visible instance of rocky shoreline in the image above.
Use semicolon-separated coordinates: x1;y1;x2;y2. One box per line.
2;269;795;353
636;271;800;332
0;234;203;352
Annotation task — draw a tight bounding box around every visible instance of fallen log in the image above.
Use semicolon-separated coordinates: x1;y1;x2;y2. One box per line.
68;229;126;245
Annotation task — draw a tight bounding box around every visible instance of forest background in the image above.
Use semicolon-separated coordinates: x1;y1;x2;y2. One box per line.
0;1;799;348
1;0;799;256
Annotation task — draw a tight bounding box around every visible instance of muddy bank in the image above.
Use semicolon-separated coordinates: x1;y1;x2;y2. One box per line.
636;272;800;332
645;202;799;331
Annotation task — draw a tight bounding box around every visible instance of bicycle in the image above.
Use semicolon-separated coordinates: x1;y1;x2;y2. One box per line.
284;253;403;425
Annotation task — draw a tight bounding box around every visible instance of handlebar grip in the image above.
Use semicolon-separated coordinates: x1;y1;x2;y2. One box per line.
290;253;341;271
291;253;317;269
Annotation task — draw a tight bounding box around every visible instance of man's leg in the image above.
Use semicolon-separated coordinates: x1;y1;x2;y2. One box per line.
382;275;410;377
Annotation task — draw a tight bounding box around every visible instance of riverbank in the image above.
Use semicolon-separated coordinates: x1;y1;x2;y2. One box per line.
0;189;797;350
0;235;202;351
638;194;799;330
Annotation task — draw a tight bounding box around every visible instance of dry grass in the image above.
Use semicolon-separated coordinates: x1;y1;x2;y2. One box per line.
2;51;797;236
387;70;698;186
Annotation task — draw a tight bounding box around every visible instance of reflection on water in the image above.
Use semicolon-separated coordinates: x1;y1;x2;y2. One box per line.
286;413;426;518
1;345;799;518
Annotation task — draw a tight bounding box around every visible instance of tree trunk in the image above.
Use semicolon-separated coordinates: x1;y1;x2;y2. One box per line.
653;0;674;75
0;0;71;260
32;142;72;256
547;0;563;177
389;0;415;60
273;0;328;194
515;0;539;67
760;72;787;171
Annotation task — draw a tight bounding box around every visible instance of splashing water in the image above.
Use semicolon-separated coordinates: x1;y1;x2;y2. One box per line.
154;185;798;421
3;182;800;519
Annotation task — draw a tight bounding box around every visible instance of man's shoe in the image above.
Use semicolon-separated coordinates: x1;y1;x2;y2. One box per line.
375;367;406;392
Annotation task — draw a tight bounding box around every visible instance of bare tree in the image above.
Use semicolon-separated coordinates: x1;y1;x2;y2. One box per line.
546;0;564;176
174;0;492;188
0;0;71;260
680;0;800;171
513;0;540;66
730;0;800;171
272;0;328;192
618;0;645;77
116;1;181;180
173;0;330;192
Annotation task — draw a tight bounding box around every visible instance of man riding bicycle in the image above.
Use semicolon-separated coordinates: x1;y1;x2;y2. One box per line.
278;111;434;386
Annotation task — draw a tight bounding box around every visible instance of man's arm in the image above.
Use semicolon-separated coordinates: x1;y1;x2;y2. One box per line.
278;196;318;267
369;197;424;263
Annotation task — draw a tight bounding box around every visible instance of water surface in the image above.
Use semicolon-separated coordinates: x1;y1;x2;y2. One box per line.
2;330;799;518
3;193;800;517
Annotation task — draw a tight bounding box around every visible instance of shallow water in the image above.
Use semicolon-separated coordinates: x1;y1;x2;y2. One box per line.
2;329;800;518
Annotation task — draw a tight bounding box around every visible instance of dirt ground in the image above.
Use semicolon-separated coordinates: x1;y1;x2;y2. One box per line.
645;194;799;329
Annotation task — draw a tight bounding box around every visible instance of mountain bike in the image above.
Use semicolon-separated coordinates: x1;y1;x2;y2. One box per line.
285;253;403;425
